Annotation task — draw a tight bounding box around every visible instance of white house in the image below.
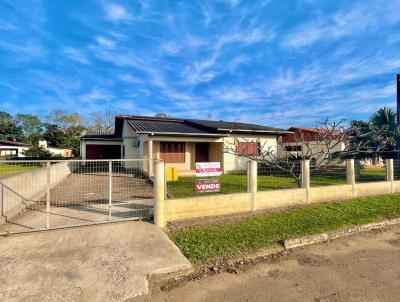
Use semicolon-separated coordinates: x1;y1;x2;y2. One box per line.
80;115;290;177
0;140;30;157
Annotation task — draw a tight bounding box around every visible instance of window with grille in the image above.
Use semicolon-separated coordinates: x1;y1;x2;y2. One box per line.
160;142;185;163
237;142;260;156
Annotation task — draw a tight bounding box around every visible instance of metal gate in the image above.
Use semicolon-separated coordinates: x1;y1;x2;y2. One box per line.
0;159;153;234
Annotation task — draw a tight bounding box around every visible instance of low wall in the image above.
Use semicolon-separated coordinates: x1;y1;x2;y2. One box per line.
0;162;73;220
165;181;400;222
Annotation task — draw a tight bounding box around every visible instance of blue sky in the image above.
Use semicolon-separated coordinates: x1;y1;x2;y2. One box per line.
0;0;400;127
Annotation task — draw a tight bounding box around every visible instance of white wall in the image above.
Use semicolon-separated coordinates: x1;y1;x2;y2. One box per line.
0;146;29;157
222;134;278;172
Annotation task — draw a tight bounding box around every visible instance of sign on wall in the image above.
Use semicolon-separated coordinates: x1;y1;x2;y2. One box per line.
195;162;222;177
195;179;221;193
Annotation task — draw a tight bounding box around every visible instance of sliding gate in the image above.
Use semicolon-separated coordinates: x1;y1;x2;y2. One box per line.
0;159;153;234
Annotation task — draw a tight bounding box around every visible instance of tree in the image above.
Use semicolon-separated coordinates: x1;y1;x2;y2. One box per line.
223;119;350;187
88;111;114;132
0;111;23;141
44;110;85;152
22;145;53;159
15;113;42;144
369;107;396;131
45;109;83;130
42;123;65;147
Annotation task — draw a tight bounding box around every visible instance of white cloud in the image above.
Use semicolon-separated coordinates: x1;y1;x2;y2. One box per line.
95;36;115;48
160;41;180;56
62;47;90;64
80;88;115;102
103;2;132;22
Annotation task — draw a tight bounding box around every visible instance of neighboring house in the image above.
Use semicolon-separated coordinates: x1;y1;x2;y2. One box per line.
38;140;75;158
80;115;290;177
0;140;30;158
280;127;346;165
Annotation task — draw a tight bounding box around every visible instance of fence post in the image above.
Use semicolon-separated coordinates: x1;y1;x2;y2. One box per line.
248;160;257;211
109;160;112;221
154;160;165;228
385;158;394;193
0;183;3;219
46;161;50;229
346;159;356;198
301;160;310;203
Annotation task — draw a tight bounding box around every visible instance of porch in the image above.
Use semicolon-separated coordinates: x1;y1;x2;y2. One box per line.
143;137;224;177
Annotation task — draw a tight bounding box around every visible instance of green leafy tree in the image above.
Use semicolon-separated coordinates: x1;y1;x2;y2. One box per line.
15;113;42;144
0;111;23;141
42;123;65;147
22;145;53;159
45;110;86;152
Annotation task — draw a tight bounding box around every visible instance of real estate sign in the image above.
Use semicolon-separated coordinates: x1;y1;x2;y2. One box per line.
195;179;221;193
195;162;222;177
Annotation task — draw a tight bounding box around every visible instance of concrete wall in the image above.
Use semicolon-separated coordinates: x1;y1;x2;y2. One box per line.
164;181;400;222
0;162;74;221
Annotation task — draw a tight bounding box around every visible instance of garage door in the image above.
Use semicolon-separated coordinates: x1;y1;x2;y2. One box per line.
86;145;121;159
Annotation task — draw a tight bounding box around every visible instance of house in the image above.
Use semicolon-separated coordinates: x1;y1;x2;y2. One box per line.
279;126;346;165
38;140;75;158
0;140;30;158
80;115;290;176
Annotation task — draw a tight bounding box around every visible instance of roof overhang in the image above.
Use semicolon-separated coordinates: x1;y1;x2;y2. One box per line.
218;128;293;135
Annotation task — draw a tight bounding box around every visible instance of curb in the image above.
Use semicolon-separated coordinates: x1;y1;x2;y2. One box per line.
284;217;400;249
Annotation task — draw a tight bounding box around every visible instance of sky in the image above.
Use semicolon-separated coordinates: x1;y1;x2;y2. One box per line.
0;0;400;128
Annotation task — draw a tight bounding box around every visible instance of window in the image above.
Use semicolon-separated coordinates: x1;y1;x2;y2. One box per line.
160;142;185;163
237;142;260;156
285;145;302;152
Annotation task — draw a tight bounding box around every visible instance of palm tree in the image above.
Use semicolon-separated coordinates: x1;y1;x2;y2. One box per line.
369;107;397;131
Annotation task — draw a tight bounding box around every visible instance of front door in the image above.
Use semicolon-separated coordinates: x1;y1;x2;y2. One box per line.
195;143;209;162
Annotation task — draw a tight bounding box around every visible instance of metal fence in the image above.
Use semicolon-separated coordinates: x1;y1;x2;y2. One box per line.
257;161;301;191
0;159;152;234
166;162;247;199
355;160;386;183
310;160;347;187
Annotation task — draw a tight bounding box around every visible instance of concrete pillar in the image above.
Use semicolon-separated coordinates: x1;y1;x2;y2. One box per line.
301;160;310;203
248;160;257;211
346;159;355;185
346;159;356;198
154;160;165;228
386;159;394;193
386;159;394;181
148;139;153;177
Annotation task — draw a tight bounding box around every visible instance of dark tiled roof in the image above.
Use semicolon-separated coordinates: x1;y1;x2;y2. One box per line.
84;115;289;139
127;120;222;136
187;119;290;133
80;130;120;140
0;140;30;147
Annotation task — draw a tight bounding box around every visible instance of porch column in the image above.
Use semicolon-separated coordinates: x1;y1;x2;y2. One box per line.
148;139;153;177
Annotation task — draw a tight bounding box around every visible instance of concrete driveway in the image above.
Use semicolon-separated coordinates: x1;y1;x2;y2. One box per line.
0;221;192;302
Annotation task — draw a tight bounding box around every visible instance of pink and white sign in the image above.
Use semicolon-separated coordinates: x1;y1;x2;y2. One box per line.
195;179;221;193
195;162;222;177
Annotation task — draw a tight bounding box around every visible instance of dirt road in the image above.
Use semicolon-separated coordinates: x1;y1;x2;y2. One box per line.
153;224;400;302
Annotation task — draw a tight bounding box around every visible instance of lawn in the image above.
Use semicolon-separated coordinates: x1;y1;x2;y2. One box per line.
0;164;39;179
167;168;388;198
170;193;400;264
167;173;348;198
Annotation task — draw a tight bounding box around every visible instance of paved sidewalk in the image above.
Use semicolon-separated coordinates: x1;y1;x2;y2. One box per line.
0;221;192;302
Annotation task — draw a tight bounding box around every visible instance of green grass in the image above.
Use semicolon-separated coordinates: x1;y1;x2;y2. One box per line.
0;164;39;179
170;193;400;264
167;173;348;198
358;168;386;182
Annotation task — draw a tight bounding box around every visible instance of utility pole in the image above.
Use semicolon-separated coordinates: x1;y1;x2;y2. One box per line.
397;74;400;125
